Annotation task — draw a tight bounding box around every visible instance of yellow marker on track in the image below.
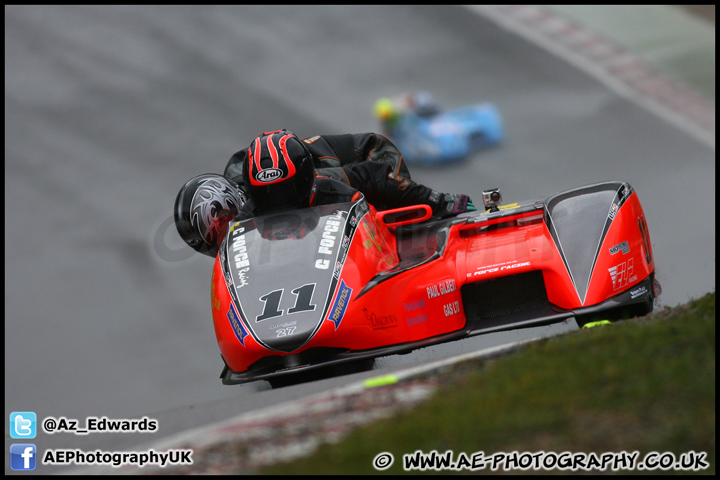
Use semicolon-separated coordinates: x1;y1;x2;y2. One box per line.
582;320;612;329
364;375;399;388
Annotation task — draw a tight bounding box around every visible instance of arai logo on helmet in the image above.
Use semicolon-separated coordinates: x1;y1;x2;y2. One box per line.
255;168;283;183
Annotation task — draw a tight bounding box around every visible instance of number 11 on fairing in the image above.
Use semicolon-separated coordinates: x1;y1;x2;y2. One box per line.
256;284;317;322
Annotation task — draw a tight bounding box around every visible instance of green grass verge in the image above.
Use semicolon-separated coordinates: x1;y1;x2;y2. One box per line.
260;292;715;475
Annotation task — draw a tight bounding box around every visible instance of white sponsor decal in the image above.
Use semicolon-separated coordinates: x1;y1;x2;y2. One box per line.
608;258;636;290
230;227;250;287
255;168;283;183
315;215;343;269
443;301;460;317
427;279;456;299
608;203;619;220
630;286;648;299
468;261;531;277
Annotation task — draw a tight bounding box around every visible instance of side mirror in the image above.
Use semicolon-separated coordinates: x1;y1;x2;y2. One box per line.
375;205;432;228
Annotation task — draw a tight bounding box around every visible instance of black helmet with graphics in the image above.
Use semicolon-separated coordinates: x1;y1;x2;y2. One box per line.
174;173;247;257
242;129;316;215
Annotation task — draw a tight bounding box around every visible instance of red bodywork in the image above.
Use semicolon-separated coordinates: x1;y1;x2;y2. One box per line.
210;181;656;384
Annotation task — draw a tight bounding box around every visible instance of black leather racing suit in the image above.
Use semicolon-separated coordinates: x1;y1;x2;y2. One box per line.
223;132;449;215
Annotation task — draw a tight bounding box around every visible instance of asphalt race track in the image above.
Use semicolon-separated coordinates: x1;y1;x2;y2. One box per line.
5;5;714;474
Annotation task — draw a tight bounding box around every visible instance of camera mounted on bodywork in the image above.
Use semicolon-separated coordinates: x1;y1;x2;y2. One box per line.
482;188;502;212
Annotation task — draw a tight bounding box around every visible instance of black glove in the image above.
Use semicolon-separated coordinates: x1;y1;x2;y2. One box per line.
439;193;476;217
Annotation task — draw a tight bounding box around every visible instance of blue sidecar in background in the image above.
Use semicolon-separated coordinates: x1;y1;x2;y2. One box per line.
374;92;504;165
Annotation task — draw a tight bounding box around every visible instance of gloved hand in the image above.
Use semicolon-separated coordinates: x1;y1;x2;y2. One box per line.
440;193;476;217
